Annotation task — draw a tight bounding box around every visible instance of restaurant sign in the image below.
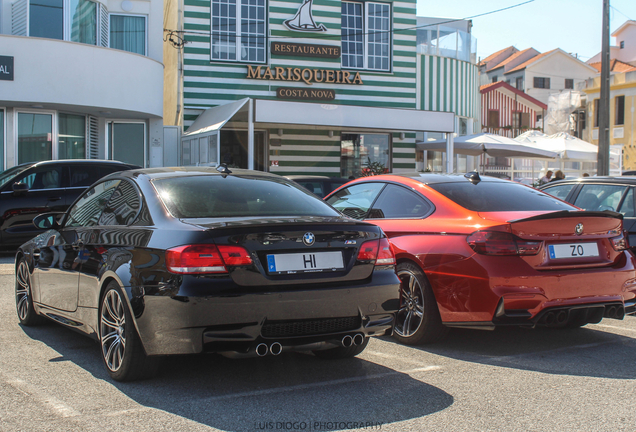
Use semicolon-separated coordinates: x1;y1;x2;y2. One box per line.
271;42;340;59
0;56;14;81
276;87;335;101
246;65;363;85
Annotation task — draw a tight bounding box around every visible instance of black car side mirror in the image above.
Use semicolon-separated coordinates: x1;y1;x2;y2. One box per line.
33;213;61;230
12;182;29;196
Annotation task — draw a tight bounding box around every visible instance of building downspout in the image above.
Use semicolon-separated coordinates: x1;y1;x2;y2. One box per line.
248;99;254;170
175;0;184;126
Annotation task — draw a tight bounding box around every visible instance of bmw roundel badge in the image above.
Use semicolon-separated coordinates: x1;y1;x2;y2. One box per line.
303;232;315;246
575;223;584;235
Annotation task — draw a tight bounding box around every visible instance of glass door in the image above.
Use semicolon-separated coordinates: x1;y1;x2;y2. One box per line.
108;122;146;167
18;112;54;164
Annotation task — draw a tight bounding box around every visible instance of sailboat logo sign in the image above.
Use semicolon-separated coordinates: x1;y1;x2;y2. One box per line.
284;0;327;32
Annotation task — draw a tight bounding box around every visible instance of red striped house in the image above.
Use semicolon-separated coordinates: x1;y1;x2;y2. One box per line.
480;81;547;138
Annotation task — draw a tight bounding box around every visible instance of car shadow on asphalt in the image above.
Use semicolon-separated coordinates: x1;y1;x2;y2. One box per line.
381;319;636;380
19;323;453;430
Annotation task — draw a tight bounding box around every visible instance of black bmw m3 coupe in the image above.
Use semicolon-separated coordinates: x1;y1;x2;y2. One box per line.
15;166;400;381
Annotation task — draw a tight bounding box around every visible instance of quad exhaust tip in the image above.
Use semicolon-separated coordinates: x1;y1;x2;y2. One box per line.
342;334;365;347
256;343;269;357
256;342;283;356
270;342;283;356
342;335;353;348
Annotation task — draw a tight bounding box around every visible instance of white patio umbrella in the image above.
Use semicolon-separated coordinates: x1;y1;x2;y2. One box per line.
514;132;598;161
416;133;558;158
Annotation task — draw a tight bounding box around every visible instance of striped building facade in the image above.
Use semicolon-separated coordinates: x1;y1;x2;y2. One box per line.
419;55;480;122
179;0;455;176
480;81;546;138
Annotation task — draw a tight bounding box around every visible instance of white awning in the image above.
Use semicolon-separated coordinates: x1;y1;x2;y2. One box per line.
183;98;250;137
253;99;455;133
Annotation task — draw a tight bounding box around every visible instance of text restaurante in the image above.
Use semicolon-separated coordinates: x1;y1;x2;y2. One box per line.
246;66;363;85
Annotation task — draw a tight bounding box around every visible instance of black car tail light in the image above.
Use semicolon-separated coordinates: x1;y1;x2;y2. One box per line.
467;230;541;256
357;238;396;265
165;244;252;274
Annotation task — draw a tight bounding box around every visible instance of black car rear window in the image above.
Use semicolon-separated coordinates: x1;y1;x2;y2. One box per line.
153;175;341;218
428;181;575;212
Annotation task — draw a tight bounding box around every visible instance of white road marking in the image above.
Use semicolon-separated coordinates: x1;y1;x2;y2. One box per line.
199;366;441;402
2;373;80;418
365;350;432;367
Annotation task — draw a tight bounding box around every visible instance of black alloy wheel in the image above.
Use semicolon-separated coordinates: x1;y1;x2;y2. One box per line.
393;262;448;345
15;259;46;326
99;281;159;381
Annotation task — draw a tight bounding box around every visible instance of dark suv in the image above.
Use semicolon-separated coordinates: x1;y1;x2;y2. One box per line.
539;176;636;248
0;160;139;248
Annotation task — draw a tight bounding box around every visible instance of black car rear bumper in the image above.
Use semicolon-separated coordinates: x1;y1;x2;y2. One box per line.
133;269;399;356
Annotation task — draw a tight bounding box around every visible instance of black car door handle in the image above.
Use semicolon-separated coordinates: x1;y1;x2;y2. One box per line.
48;196;62;202
72;240;84;250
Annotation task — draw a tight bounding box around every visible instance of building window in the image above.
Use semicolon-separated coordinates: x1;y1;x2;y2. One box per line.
487;110;499;128
341;133;390;178
491;75;498;83
533;77;550;89
211;0;266;63
594;99;599;128
615;95;625;126
565;79;574;89
341;2;391;71
30;0;64;39
29;0;96;44
58;113;86;159
620;41;625;49
516;77;523;91
70;0;97;44
512;112;530;128
110;14;147;55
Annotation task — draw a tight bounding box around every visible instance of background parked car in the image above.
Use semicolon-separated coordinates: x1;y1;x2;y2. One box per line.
0;160;139;249
16;167;399;381
285;175;351;198
539;176;636;248
326;173;636;345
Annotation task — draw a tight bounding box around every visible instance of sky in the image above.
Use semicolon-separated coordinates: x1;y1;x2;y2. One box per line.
417;0;636;62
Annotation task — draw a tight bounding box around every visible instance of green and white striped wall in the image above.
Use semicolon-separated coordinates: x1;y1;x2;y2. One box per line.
182;0;418;176
419;55;480;122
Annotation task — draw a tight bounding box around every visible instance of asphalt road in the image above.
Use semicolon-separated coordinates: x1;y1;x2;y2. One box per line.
1;260;635;432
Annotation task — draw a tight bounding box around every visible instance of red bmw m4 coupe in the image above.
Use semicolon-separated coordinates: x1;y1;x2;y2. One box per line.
326;172;636;344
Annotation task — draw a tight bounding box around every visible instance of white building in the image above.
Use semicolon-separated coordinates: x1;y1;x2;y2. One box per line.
480;47;598;106
0;0;164;171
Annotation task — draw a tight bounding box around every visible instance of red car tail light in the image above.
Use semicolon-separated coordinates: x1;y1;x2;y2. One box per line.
376;238;396;265
611;231;629;251
357;238;396;265
467;231;541;256
166;244;252;274
218;245;253;266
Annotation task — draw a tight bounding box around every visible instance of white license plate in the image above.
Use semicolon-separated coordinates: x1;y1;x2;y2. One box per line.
266;251;344;274
548;243;599;259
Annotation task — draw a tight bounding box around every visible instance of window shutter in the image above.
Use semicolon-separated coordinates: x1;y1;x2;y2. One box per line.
545;78;550;89
88;116;100;159
99;3;109;47
12;0;28;36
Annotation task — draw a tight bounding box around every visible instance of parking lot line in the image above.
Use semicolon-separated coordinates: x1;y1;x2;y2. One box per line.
1;372;80;418
365;350;435;367
198;366;441;402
